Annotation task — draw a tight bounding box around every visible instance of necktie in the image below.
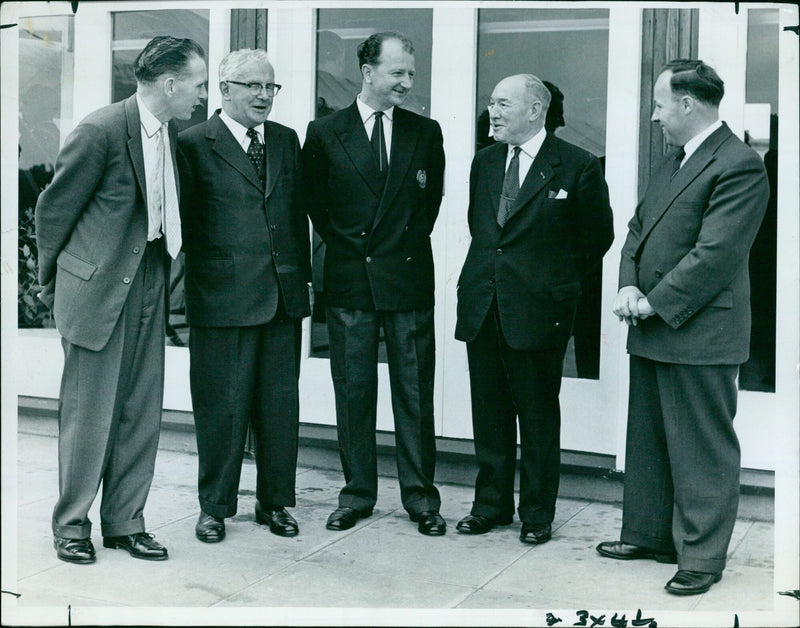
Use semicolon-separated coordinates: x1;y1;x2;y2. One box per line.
370;111;388;174
670;146;685;179
157;124;181;259
247;127;265;183
497;146;521;227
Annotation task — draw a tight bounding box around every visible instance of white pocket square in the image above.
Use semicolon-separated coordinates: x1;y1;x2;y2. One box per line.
555;188;568;199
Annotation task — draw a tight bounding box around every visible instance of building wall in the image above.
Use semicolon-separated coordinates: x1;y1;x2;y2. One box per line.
3;1;798;475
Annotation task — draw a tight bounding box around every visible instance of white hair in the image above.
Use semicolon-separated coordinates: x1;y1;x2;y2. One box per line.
219;48;272;81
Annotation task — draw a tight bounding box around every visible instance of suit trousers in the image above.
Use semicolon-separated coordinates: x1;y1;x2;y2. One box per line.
621;355;740;573
52;239;166;539
326;306;440;515
189;305;301;519
466;301;567;524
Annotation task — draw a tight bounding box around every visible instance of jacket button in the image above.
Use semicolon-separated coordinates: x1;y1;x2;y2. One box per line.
366;256;372;263
273;251;279;257
361;231;367;237
406;257;412;262
496;249;503;255
270;224;277;230
132;246;140;254
123;277;131;284
489;277;495;285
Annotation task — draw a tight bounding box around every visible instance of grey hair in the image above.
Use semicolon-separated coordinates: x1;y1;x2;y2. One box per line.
219;48;272;81
519;74;552;113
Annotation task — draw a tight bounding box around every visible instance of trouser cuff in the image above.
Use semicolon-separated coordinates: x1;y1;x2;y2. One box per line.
199;497;237;519
52;520;92;539
678;555;727;573
404;494;441;517
621;526;676;554
338;494;376;513
101;515;145;538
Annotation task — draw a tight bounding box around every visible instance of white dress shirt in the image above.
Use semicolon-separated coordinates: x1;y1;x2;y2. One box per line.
505;126;547;183
137;93;172;242
356;95;394;164
681;119;723;167
219;109;265;151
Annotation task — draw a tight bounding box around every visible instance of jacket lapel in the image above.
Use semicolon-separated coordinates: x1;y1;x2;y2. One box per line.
125;95;147;201
502;134;558;226
167;121;181;199
263;122;283;199
335;102;384;199
207;112;264;192
484;143;507;216
637;124;732;248
372;107;421;230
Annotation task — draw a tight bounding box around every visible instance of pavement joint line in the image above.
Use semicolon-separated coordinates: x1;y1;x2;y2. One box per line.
726;519;755;560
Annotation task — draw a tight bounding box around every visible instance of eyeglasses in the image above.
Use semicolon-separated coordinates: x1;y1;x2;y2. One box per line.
225;80;282;96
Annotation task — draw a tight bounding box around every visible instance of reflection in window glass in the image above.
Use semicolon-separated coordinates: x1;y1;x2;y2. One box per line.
310;9;434;362
111;10;210;347
740;8;779;393
18;15;75;329
477;8;609;379
111;10;210;133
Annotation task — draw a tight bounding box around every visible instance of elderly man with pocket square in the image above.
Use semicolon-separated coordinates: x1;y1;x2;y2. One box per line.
454;73;614;545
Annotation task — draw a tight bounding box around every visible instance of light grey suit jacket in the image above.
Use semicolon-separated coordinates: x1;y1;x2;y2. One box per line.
36;95;178;351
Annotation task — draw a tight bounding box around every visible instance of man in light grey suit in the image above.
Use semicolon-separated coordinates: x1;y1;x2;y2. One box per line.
597;60;769;596
35;36;207;564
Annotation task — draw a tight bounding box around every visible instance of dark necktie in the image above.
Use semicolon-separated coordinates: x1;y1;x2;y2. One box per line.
370;111;388;174
246;127;265;183
497;146;521;227
671;146;685;179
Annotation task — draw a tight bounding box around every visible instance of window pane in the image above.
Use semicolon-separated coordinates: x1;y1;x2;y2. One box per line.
740;8;779;393
18;15;75;329
110;10;210;347
310;9;434;362
477;8;610;379
111;10;210;133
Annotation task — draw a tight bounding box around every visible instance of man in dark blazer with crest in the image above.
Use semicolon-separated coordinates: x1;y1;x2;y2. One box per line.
178;49;310;543
35;36;208;564
455;74;614;544
597;60;769;596
302;31;446;536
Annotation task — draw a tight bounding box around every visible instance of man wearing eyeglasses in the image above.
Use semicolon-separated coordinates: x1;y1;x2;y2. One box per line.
177;48;310;543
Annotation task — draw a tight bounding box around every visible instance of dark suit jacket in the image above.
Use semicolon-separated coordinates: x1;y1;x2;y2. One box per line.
455;135;614;351
177;111;311;326
302;102;445;311
619;123;769;365
35;95;177;351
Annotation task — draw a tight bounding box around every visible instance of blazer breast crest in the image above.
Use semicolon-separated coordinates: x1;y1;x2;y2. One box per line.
416;169;427;189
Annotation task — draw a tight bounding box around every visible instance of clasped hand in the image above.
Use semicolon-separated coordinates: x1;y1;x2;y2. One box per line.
612;286;655;326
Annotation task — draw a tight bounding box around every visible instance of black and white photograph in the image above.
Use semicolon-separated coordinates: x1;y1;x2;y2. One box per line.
1;1;798;626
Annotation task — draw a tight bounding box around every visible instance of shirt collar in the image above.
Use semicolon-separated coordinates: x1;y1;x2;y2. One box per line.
510;126;547;160
683;120;723;161
136;93;163;138
219;109;263;145
356;94;394;124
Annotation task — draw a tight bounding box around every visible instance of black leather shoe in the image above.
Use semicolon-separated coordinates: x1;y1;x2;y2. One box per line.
520;522;551;544
255;502;299;537
410;511;446;536
54;536;96;564
103;532;168;561
326;506;373;531
596;540;677;564
455;514;513;535
195;512;225;543
665;570;722;595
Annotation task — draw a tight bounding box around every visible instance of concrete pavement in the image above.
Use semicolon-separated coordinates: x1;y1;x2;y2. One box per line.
4;414;786;627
